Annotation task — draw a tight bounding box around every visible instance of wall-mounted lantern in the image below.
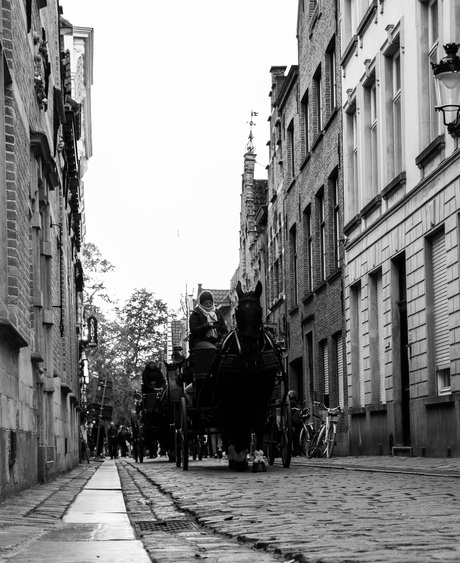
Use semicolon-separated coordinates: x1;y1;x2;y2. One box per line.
431;43;460;136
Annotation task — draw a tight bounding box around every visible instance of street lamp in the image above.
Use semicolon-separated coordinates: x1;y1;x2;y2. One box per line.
431;43;460;136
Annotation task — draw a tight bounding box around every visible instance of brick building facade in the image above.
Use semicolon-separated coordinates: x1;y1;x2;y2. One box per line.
0;1;93;500
260;2;347;452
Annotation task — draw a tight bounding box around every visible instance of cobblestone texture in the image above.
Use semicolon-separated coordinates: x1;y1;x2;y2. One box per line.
0;455;459;562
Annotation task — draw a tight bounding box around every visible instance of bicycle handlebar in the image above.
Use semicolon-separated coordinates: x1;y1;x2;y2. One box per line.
313;401;343;415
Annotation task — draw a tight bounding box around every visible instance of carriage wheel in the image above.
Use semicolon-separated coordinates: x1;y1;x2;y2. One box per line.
280;395;292;468
266;409;277;465
180;397;189;470
174;403;182;467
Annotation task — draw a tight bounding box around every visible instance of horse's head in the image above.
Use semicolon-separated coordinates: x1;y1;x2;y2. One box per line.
235;281;263;345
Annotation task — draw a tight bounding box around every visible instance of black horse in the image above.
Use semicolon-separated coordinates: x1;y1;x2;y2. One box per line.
213;280;282;471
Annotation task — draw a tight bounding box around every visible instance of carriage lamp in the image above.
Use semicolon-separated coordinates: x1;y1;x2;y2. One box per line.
431;43;460;136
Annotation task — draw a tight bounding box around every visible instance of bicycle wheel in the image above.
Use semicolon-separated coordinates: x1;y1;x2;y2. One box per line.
326;425;336;458
307;431;318;458
300;425;314;457
299;427;308;456
316;425;328;458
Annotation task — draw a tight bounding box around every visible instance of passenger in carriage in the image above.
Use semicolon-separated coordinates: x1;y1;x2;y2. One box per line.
141;361;166;394
189;291;228;350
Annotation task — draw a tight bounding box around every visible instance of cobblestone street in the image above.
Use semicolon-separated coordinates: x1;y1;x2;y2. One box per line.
119;455;460;562
1;455;459;562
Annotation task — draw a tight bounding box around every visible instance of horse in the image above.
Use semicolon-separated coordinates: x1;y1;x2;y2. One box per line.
213;280;282;471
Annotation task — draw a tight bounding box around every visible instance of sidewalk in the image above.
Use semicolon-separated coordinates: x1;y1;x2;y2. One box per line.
0;454;459;561
291;453;460;477
0;459;150;562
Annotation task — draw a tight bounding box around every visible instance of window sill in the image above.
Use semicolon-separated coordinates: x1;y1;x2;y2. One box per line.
349;406;366;415
356;0;377;38
344;214;362;236
286;177;296;194
361;194;382;219
381;171;406;200
314;280;327;295
288;305;299;316
326;267;342;284
302;292;314;305
309;5;321;38
0;317;28;350
324;108;338;132
299;152;311;171
415;135;445;170
311;131;324;152
341;35;358;68
423;394;457;408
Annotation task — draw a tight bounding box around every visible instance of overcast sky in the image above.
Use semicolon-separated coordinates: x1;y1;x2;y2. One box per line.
60;0;298;312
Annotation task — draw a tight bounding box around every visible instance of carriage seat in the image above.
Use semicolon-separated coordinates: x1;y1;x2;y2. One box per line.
191;342;217;380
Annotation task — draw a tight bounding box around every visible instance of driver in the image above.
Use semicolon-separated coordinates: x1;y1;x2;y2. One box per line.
189;291;228;349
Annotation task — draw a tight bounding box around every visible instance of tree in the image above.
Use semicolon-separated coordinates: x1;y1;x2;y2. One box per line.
81;242;115;314
80;244;173;425
115;288;169;376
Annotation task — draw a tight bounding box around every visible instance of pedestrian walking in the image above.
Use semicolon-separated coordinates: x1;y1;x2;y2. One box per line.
107;421;119;459
118;425;131;457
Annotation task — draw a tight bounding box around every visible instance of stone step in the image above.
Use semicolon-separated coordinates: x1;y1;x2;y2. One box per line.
392;446;414;457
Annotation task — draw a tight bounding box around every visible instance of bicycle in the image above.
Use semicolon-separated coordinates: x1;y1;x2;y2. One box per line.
311;401;343;458
298;407;323;458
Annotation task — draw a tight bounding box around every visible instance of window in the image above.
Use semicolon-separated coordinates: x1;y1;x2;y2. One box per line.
290;224;298;305
287;120;295;179
392;50;402;175
317;189;326;280
344;93;358;221
320;339;329;406
384;44;402;180
351;282;365;407
304;205;314;293
334;332;345;408
429;230;450;394
330;174;340;270
427;0;441;140
301;91;309;159
313;66;322;136
326;42;337;116
363;72;379;199
370;270;386;404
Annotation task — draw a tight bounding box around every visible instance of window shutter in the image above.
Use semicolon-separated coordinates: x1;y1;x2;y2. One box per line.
324;342;329;395
358;286;365;406
432;232;449;369
377;273;386;403
337;334;344;408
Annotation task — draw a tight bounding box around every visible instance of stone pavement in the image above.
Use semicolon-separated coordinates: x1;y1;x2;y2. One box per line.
0;454;459;562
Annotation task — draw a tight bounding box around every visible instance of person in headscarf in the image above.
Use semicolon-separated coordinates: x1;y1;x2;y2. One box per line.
189;291;228;349
141;361;166;394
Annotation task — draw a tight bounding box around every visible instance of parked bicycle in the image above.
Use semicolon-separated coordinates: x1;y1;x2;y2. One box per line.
298;406;323;458
309;401;343;458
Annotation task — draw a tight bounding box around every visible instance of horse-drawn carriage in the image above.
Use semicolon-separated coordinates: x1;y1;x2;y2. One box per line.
175;281;293;472
131;367;179;462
